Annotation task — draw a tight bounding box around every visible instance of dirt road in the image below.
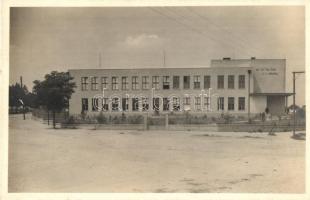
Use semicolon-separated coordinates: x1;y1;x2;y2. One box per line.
8;114;305;193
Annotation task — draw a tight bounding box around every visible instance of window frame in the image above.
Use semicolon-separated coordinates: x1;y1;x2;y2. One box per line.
217;75;224;89
112;76;118;90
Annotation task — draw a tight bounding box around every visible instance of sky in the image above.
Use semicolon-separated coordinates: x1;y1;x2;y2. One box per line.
9;6;305;106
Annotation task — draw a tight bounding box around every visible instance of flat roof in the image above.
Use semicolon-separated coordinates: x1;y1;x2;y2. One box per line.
68;65;252;71
250;93;293;96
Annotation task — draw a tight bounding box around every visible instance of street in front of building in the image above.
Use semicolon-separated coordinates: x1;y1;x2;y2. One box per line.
8;114;305;193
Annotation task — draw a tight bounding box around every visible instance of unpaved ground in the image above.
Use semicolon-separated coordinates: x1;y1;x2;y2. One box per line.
8;114;305;193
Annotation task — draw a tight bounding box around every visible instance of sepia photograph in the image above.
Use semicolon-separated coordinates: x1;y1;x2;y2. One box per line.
1;1;307;198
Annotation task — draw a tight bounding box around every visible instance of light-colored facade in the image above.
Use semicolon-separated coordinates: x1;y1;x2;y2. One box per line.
68;58;291;116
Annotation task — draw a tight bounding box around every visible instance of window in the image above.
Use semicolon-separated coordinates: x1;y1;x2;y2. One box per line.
91;77;98;90
142;76;149;90
172;97;180;111
228;97;235;111
81;77;88;91
238;97;245;111
81;98;88;111
194;76;201;89
228;75;235;89
152;76;160;90
102;98;109;111
92;98;99;111
204;97;210;110
195;96;201;110
239;75;245;89
112;97;119;111
112;77;118;90
183;76;190;89
173;76;180;89
101;77;108;90
153;98;160;111
132;76;139;90
121;77;129;90
142;97;149;111
122;98;129;111
163;76;170;90
217;75;224;89
217;97;224;111
132;98;139;111
163;98;170;111
204;76;211;89
183;97;191;105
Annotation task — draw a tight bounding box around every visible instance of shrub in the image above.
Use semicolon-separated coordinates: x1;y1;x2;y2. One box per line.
96;112;107;124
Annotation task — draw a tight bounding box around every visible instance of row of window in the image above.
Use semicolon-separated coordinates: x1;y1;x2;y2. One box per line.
81;97;246;112
81;75;246;91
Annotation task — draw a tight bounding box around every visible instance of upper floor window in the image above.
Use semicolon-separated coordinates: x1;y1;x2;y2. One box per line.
142;76;149;90
173;76;180;89
239;75;245;89
228;75;235;89
194;75;201;89
81;77;88;91
183;76;190;89
204;76;211;89
121;77;129;90
101;77;108;90
91;77;98;91
163;76;170;90
132;76;139;90
112;76;118;90
217;75;224;89
152;76;160;90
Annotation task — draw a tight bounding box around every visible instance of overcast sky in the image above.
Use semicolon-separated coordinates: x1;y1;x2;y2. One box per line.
9;6;305;105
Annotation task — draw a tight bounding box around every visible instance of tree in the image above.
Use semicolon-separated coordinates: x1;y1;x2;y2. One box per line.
33;71;76;128
9;83;29;113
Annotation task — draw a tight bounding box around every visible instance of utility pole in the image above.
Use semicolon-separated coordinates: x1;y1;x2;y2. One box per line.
247;70;252;123
292;71;305;137
163;50;166;68
20;76;25;120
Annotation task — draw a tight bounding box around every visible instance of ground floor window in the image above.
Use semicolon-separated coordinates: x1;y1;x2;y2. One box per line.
122;98;129;111
172;97;180;111
92;98;99;111
183;97;191;105
217;97;224;111
238;97;245;111
153;98;160;111
102;98;109;111
204;97;210;111
132;98;139;111
142;97;149;111
195;96;201;110
82;98;88;111
163;98;170;111
112;97;119;111
228;97;235;111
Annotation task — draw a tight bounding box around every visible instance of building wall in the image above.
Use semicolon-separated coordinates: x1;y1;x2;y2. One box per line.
69;67;251;115
68;58;286;116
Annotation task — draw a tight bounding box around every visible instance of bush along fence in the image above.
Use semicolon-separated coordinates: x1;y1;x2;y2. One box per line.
59;112;306;132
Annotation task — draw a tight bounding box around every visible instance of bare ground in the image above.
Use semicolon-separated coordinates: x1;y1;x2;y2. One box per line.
8;114;305;193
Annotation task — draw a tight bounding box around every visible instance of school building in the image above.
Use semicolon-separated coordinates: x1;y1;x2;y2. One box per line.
68;58;292;116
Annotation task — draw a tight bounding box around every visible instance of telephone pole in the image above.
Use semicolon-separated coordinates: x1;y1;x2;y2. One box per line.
20;76;25;120
292;71;305;137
